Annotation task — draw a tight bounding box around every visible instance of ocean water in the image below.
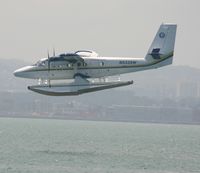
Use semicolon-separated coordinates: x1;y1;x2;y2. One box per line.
0;118;200;173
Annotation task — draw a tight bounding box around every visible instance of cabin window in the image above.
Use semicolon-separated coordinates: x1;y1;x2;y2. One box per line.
100;62;104;66
77;62;81;67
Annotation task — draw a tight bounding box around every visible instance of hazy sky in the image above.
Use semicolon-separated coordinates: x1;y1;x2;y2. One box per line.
0;0;200;68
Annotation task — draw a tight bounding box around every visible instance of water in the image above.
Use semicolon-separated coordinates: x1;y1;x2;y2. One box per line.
0;118;200;173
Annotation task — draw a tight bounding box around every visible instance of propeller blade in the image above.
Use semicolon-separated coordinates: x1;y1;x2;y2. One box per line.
47;50;50;61
48;79;51;88
47;50;51;87
53;48;55;57
47;50;50;72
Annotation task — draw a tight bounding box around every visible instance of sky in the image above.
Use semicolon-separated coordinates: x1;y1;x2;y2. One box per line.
0;0;200;68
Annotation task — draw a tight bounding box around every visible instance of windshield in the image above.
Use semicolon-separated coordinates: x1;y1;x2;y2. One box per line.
33;60;46;67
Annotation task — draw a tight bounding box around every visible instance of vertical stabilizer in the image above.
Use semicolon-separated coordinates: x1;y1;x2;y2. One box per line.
145;24;177;67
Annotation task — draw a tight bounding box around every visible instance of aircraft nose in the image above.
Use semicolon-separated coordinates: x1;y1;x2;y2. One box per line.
13;66;33;78
13;68;24;77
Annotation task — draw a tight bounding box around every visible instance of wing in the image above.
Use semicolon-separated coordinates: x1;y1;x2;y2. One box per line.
50;53;84;64
64;55;84;63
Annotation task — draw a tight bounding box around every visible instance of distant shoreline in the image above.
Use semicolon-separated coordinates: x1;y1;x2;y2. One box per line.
0;114;200;126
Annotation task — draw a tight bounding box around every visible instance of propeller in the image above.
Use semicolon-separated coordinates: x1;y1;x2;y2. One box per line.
47;48;56;87
48;50;50;72
47;50;51;87
53;47;56;57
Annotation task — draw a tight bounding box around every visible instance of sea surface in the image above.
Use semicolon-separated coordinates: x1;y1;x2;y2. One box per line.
0;118;200;173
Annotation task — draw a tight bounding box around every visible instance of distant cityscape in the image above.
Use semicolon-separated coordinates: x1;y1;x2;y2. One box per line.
0;58;200;124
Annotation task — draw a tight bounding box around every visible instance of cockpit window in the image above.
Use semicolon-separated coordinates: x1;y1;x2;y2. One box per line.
34;60;45;67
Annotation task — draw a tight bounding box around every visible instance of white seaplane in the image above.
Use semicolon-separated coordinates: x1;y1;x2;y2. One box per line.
14;24;177;96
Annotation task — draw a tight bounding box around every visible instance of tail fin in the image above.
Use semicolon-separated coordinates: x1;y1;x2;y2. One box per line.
145;24;177;68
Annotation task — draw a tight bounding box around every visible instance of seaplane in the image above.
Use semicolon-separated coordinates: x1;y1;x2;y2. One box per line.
14;24;177;96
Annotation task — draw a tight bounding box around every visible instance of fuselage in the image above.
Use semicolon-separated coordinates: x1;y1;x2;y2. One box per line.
13;55;158;80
